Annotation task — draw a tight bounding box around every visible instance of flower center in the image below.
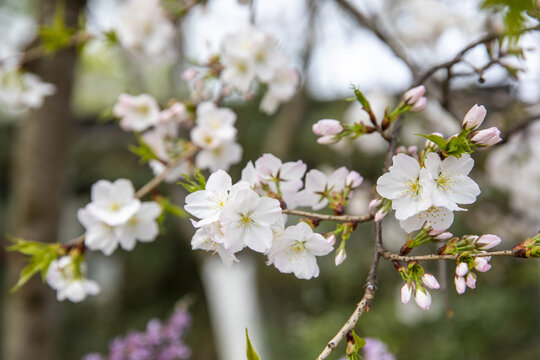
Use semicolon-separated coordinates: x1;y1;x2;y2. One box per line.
403;178;421;197
239;212;254;229
110;202;120;212
436;171;456;192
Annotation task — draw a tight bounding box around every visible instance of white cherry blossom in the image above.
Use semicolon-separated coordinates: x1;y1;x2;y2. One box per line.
46;256;100;303
78;208;119;255
422;152;480;211
0;66;55;112
85;179;141;227
376;154;431;220
399;206;454;233
267;222;333;280
115;202;162;251
191;224;239;266
195;141;242;172
219;188;282;253
113;94;160;132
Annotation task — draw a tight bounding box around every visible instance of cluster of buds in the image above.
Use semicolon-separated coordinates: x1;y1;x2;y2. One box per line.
461;104;502;147
399;226;453;255
369;198;392;222
454;256;492;294
438;234;501;255
327;222;357;266
398;262;440;310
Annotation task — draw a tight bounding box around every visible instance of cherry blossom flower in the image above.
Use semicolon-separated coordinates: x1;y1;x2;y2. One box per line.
195;140;243;172
191;224;239;266
85;179;141;226
78;208;120;255
376;154;431;220
474;234;501;249
422;152;481;211
298;167;350;210
46;256;100;302
267;222;333;279
219;188;283;253
470;127;502;147
113;94;160;132
399;206;454;233
115;202;162;250
0;66;55;112
184;170;248;227
116;0;176;60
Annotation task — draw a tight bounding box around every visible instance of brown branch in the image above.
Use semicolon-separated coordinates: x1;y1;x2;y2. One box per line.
379;249;521;262
413;24;540;87
316;117;402;360
281;209;373;223
496;114;540;146
334;0;416;74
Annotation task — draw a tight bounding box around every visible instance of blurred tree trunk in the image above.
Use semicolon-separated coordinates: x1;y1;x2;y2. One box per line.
2;1;86;359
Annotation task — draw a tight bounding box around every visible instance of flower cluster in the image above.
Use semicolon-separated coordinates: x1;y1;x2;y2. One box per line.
84;308;191;360
0;65;55;113
399;262;440;310
46;255;100;303
77;179;161;255
376;151;480;232
115;0;176;61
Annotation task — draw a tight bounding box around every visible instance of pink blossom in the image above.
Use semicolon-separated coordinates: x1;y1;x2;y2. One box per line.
410;96;427;112
455;276;466;294
422;273;440;289
475;234;501;249
312;119;344;136
470;127;502;146
374;207;388;222
345;171;363;188
466;273;476;289
317;135;338;145
474;257;491;272
403;85;426;105
414;288;432;310
369;198;382;210
334;247;347;266
401;283;412;304
462;104;487;130
455;262;468;277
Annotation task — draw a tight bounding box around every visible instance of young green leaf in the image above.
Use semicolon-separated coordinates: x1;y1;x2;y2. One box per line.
178;168;207;193
346;330;366;360
416;134;448;151
246;329;261;360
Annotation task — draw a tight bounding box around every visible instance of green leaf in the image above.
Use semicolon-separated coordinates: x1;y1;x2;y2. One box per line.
346;330;366;360
178;168;207;193
38;0;76;54
128;133;159;164
352;86;372;112
246;329;261;360
416;134;448;151
446;136;472;157
481;0;537;36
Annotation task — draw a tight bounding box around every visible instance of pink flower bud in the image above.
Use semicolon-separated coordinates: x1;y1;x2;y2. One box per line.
470;127;502;146
396;145;407;154
369;198;382;210
409;96;427;112
401;283;412;304
403;85;426;105
454;276;466;294
326;234;336;246
462;104;487;130
375;207;388;222
316;135;338;145
414;288;432;310
335;248;347;266
433;232;453;241
422;273;440;289
312;119;344;136
474;257;491;272
346;171;363;188
455;262;468;277
466;273;476;289
407;145;418;156
475;234;501;249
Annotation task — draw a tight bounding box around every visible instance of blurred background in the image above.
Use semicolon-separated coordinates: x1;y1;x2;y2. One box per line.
0;0;539;359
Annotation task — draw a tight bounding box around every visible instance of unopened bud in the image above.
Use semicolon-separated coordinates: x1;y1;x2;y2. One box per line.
414;288;432;310
433;232;452;241
312;119;344;136
470;127;502;146
475;234;501;249
466;272;476;289
369;198;382;210
462;104;486;130
335;247;347;266
410;96;427;112
326;234;336;246
403;85;426;105
474;257;491;272
455;262;469;277
346;171;363;188
454;276;466;294
422;273;440;289
316;135;338;145
375;207;388;222
401;283;413;304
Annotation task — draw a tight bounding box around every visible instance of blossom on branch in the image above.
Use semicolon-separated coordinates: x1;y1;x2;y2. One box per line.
46;255;100;303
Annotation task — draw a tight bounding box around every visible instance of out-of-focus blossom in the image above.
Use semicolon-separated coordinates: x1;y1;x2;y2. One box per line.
114;94;160;132
46;256;100;303
470;127;502;147
0;66;55;113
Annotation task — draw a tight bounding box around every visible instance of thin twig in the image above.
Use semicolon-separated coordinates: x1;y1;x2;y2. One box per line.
281;209;373;223
380;249;518;262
